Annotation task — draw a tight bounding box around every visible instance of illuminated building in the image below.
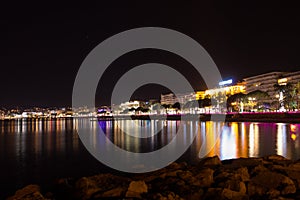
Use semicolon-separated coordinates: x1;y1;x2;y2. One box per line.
195;80;246;100
176;93;196;104
243;72;285;100
281;71;300;85
204;84;245;97
119;100;143;110
241;70;300;110
201;79;245;99
111;101;145;115
196;91;206;100
278;78;288;86
277;71;300;110
202;80;245;112
160;93;177;105
160;92;196;105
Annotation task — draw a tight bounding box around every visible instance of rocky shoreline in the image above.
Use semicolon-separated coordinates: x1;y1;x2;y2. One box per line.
8;155;300;200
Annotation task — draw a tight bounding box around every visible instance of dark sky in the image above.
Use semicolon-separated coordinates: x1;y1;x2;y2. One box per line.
1;2;300;108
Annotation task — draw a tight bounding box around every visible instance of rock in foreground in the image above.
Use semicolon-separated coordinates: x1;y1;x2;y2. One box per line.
7;185;46;200
8;155;300;199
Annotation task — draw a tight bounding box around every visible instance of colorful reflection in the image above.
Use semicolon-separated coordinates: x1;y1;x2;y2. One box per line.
0;118;79;164
82;119;300;161
290;124;299;142
1;119;300;162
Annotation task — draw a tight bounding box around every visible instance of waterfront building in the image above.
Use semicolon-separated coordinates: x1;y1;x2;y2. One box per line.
242;71;300;109
243;71;285;101
160;93;177;105
204;83;246;97
176;93;196;104
119;100;142;110
280;70;300;86
202;80;246;112
196;91;206;100
277;71;300;110
160;92;196;105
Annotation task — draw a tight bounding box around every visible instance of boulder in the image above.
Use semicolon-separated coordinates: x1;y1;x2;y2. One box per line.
159;177;190;197
248;171;296;197
195;168;214;187
251;164;269;176
214;168;248;194
285;170;300;189
178;171;201;186
7;184;45;200
149;191;184;200
266;189;281;198
275;197;298;200
204;188;248;200
264;155;289;161
214;170;231;181
183;191;203;200
125;180;148;198
222;188;249;200
75;174;130;199
159;170;183;179
204;188;223;199
219;179;247;194
199;156;222;167
272;162;300;190
230;158;263;168
166;162;187;170
288;162;300;171
264;155;293;166
75;177;101;199
236;167;250;182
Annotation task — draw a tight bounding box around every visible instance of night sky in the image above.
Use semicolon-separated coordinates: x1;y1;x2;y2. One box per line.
1;2;300;108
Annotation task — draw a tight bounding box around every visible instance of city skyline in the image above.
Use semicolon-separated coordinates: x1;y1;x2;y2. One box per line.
0;69;299;109
1;68;300;115
1;2;300;107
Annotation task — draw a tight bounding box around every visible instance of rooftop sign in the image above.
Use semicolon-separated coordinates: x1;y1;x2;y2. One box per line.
219;79;232;86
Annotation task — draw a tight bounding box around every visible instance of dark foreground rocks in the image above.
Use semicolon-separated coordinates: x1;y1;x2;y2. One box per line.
8;155;300;200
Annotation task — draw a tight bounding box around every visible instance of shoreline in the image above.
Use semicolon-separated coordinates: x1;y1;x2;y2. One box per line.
8;155;300;199
2;112;300;123
102;112;300;123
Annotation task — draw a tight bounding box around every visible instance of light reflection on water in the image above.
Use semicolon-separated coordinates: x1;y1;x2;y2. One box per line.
74;119;300;161
1;119;300;162
1;118;300;198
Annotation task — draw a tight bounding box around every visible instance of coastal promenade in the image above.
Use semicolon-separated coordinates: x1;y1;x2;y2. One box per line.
2;112;300;123
101;112;300;123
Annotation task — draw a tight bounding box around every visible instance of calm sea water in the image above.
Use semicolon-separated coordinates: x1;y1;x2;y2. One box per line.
1;118;300;198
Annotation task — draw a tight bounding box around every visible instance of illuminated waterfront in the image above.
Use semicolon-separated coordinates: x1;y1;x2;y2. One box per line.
1;118;300;198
